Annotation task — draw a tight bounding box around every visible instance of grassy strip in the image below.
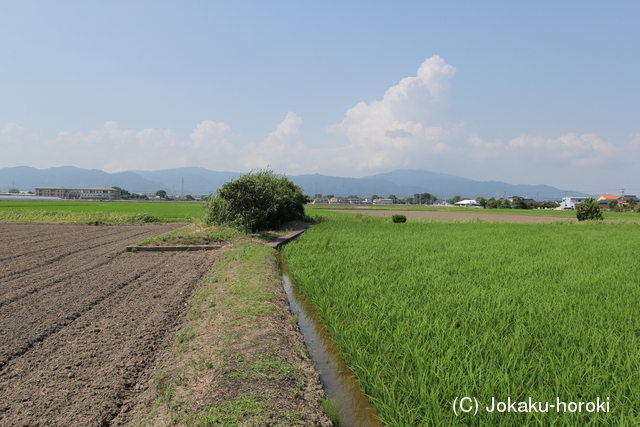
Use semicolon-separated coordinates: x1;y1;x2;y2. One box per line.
133;239;330;426
0;209;162;224
134;223;308;246
283;218;640;426
135;224;243;246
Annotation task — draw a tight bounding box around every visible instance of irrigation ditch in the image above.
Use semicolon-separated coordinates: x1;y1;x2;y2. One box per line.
275;228;384;427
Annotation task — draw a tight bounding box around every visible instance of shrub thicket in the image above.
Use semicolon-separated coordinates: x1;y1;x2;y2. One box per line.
203;170;310;232
576;197;603;221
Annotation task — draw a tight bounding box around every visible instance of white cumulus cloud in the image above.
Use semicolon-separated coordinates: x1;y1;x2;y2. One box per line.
466;132;616;166
328;55;460;172
241;112;307;174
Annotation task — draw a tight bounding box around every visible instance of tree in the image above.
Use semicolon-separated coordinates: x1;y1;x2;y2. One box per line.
477;196;488;208
204;169;310;232
8;188;19;194
413;193;437;205
539;201;560;209
486;199;499;209
499;199;511;209
447;195;463;204
576;198;603;221
607;199;618;211
112;186;131;199
156;190;167;199
512;197;531;209
388;195;398;204
217;177;274;233
371;195;380;200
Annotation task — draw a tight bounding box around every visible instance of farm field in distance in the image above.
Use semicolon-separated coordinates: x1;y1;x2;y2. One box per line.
282;213;640;426
0;200;204;223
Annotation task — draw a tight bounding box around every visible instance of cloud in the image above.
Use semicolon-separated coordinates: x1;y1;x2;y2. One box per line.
328;55;459;172
466;132;616;166
189;120;239;152
241;112;307;174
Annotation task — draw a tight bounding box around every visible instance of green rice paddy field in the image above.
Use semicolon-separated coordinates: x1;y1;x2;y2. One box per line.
282;212;640;426
0;200;203;223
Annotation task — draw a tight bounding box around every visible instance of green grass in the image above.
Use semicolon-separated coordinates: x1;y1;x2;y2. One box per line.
0;200;203;222
282;217;640;426
307;204;640;220
135;224;243;246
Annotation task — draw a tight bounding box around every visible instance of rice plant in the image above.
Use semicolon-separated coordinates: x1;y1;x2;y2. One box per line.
282;219;640;426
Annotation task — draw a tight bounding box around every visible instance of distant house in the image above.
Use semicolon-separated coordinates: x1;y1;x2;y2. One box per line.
454;199;481;207
597;194;621;209
34;186;120;201
559;197;587;210
373;198;393;205
509;196;538;206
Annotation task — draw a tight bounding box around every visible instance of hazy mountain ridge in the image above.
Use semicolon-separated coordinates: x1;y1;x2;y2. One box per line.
0;166;589;200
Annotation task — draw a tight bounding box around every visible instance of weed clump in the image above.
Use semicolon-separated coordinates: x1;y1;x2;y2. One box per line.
391;214;407;223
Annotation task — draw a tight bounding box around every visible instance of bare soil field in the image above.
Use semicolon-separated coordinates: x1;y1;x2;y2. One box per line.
328;208;573;222
0;224;330;427
0;223;215;426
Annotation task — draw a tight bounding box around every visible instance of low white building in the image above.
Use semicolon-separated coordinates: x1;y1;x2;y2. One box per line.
454;199;481;207
559;197;587;210
373;198;393;205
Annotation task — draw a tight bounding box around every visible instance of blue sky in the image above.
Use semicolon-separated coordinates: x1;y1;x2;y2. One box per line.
1;1;639;194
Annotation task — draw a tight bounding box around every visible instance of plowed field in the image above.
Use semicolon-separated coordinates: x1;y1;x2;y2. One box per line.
0;224;218;427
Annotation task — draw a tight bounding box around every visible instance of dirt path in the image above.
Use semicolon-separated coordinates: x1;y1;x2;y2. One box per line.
0;224;218;427
327;208;574;222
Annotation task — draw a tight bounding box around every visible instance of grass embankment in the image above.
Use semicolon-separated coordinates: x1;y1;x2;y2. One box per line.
282;214;640;426
132;239;330;426
0;201;203;223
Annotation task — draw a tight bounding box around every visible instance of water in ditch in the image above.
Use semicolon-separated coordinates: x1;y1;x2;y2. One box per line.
280;259;383;427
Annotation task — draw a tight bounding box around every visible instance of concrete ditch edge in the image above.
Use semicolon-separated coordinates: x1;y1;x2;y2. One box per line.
266;225;312;249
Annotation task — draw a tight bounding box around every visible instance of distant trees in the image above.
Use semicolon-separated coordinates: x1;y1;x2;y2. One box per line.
8;188;19;194
447;195;463;204
538;201;560;209
486;198;511;209
111;187;147;200
204;169;310;233
412;193;437;205
576;198;603;221
512;198;532;210
156;190;167;199
476;196;487;208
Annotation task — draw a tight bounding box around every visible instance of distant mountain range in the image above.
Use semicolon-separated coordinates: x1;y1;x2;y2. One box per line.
0;166;589;200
